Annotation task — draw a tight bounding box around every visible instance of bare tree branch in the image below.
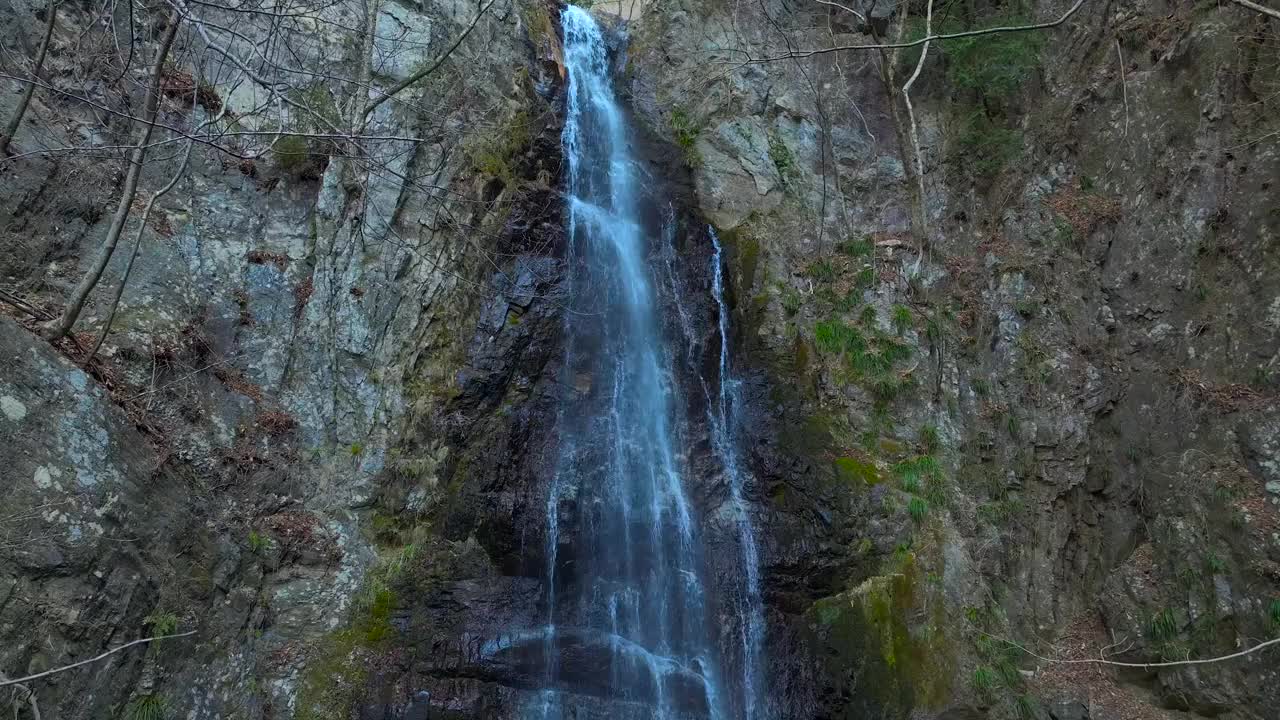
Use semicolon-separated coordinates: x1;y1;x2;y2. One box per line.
0;0;61;157
361;0;498;120
0;674;42;720
44;12;182;341
87;101;223;362
901;0;933;269
813;0;864;23
742;0;1090;63
1232;0;1280;21
0;631;196;688
985;631;1280;670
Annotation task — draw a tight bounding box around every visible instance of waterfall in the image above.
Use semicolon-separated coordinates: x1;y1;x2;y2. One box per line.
532;7;726;719
708;229;767;720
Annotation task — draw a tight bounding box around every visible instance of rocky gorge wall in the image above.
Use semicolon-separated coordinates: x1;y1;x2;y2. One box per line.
0;0;570;716
625;0;1280;718
1;0;1278;719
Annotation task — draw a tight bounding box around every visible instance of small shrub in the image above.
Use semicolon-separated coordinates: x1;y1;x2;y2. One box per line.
953;111;1023;177
349;442;365;457
941;17;1043;100
925;316;943;344
1268;599;1280;631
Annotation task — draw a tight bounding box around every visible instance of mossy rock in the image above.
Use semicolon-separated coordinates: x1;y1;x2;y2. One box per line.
806;554;954;718
833;456;882;488
294;589;395;720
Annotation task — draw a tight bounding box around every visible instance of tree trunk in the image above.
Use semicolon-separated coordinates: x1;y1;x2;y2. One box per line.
44;14;180;341
0;0;60;157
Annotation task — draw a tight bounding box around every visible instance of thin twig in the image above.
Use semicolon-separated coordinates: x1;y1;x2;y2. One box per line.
0;631;196;687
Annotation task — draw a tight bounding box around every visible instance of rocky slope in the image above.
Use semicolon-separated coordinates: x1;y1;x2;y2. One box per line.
0;0;1277;718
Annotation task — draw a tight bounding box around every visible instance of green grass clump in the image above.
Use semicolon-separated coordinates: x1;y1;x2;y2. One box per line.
144;610;179;636
768;132;795;180
807;259;838;283
908;497;929;523
838;238;873;257
954;111;1023;177
919;424;941;454
1146;608;1179;643
891;304;913;335
971;666;996;695
670;107;702;166
1205;552;1226;574
272;134;310;171
465;110;531;182
126;695;166;720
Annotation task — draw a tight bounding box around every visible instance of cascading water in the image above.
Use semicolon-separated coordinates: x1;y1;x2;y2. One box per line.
706;229;767;720
528;6;769;719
